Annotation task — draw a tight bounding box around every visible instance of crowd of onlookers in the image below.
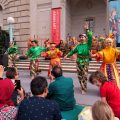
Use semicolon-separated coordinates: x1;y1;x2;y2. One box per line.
0;64;120;120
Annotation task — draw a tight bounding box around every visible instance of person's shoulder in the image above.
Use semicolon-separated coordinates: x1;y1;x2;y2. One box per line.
2;78;13;84
19;97;31;106
45;99;59;108
103;82;116;88
64;76;73;81
49;80;56;87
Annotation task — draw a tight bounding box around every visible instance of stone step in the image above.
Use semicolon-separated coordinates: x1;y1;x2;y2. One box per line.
16;63;120;69
16;58;120;73
15;66;104;73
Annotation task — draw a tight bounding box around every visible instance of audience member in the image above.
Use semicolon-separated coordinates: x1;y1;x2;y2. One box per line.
5;67;25;106
0;65;17;119
78;100;119;120
48;66;76;111
92;100;119;120
48;66;84;120
89;71;120;118
17;76;62;120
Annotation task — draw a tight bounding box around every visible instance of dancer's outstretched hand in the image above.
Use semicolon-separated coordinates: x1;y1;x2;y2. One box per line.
41;52;47;57
89;51;96;58
64;55;68;60
0;65;4;78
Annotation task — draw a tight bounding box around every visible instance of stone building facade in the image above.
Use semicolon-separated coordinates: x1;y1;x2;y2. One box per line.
0;0;108;50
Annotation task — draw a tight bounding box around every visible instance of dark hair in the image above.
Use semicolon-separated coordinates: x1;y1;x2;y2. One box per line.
51;66;62;78
31;76;48;95
31;40;38;44
50;42;56;45
6;67;17;79
89;71;107;85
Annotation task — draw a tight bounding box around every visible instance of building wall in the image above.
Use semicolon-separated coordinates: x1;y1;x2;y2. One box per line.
71;0;106;38
66;0;72;37
0;0;107;51
0;0;30;50
36;0;52;39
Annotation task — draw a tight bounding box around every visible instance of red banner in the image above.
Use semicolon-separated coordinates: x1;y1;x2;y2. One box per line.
51;8;61;45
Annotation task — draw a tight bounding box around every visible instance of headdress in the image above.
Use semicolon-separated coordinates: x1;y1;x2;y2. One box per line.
108;33;115;39
105;37;114;43
105;33;115;43
79;34;87;38
50;42;56;45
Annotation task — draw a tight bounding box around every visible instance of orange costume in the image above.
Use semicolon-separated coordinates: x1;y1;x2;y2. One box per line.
45;48;62;76
95;38;120;88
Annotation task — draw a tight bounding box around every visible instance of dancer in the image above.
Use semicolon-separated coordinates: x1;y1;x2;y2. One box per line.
26;40;47;78
7;41;18;71
42;42;62;78
64;28;93;94
91;37;120;88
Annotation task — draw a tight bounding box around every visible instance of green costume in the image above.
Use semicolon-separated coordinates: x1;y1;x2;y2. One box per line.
67;30;93;93
26;46;47;77
7;44;18;70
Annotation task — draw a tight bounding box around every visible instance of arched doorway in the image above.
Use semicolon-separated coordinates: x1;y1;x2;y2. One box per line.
66;0;107;38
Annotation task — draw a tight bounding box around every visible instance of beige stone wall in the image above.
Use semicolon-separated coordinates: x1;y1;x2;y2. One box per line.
71;0;106;37
0;0;30;50
0;0;108;51
66;0;72;36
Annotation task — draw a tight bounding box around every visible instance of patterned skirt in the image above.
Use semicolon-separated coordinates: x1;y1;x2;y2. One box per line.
100;62;120;88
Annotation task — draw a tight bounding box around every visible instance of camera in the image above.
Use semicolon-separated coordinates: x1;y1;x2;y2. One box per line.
15;80;21;90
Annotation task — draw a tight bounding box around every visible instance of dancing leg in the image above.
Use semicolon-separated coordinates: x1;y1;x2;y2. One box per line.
76;62;88;94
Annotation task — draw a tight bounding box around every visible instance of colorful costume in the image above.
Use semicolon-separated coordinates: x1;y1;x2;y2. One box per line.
95;47;120;88
44;48;62;76
26;46;47;77
67;30;93;93
7;43;18;70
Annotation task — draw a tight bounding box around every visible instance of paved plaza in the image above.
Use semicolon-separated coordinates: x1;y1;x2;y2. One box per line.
18;70;100;106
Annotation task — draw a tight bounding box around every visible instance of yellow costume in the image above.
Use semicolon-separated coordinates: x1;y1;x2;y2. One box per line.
45;48;62;76
96;47;120;88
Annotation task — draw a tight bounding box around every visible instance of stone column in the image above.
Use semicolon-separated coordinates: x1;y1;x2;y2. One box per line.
30;0;37;38
60;0;66;40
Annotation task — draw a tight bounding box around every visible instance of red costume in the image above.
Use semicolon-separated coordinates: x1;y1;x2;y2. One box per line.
42;43;62;77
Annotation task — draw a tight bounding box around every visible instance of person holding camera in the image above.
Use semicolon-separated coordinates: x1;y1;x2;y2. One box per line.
0;65;17;119
5;67;25;106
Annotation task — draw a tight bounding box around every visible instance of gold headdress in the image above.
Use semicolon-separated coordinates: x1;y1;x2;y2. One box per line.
105;33;115;43
105;37;114;43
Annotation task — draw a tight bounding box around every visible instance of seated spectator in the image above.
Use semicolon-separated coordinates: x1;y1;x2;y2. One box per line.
48;66;76;111
89;71;120;119
48;66;84;120
92;100;119;120
0;65;17;119
78;100;119;120
5;67;25;106
17;76;62;120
